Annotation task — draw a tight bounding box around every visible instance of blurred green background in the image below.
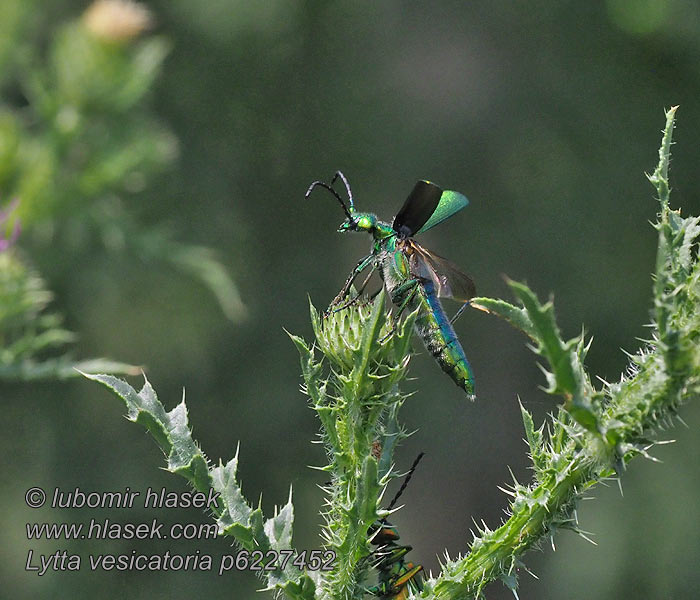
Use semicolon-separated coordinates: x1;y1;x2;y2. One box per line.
2;1;700;598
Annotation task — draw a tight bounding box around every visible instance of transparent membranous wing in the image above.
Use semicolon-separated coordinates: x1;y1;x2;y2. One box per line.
407;241;476;302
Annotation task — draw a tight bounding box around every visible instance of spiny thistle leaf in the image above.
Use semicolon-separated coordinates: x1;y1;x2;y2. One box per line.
419;106;699;600
355;288;388;377
83;372;315;600
470;295;536;341
509;280;598;433
211;454;255;541
83;373;214;491
519;401;546;477
476;278;598;433
264;491;295;551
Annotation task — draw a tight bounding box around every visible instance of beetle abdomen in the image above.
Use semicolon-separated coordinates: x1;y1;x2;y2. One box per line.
412;284;476;399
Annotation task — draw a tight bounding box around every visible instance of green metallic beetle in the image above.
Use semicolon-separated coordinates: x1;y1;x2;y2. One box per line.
368;522;423;600
366;452;426;599
306;172;476;398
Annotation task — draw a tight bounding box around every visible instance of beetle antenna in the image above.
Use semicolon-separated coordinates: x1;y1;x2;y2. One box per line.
330;170;354;210
305;179;354;221
387;452;425;512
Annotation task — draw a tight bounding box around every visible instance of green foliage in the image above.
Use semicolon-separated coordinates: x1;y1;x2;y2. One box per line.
83;109;698;599
84;289;417;600
0;249;137;380
0;1;243;322
4;7;173;223
290;291;419;599
431;107;699;598
0;2;246;375
83;371;316;600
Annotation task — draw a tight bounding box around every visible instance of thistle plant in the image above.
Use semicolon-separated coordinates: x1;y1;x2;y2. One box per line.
0;248;138;381
0;0;243;321
0;198;137;380
0;1;244;379
84;108;698;599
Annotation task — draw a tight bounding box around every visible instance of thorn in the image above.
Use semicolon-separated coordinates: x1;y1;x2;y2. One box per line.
639;446;662;463
507;466;519;486
577;530;598;546
497;485;516;497
614;457;626;475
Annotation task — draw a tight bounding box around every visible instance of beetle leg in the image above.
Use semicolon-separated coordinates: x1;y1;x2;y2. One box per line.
380;281;420;343
392;281;420;321
331;265;377;312
389;279;420;303
450;301;471;325
328;254;375;313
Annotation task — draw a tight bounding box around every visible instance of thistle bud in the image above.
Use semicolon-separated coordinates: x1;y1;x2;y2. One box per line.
82;0;152;42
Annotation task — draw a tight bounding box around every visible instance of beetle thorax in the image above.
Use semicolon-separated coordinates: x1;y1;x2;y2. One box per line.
371;220;395;240
375;238;409;296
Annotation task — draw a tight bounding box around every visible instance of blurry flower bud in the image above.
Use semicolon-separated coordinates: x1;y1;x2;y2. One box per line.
82;0;152;42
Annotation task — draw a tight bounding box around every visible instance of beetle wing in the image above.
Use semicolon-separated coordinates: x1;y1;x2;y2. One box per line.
416;190;469;234
407;241;476;302
392;181;443;238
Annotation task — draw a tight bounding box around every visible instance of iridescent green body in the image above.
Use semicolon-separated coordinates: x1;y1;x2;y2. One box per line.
368;523;423;599
366;224;476;398
306;174;476;398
